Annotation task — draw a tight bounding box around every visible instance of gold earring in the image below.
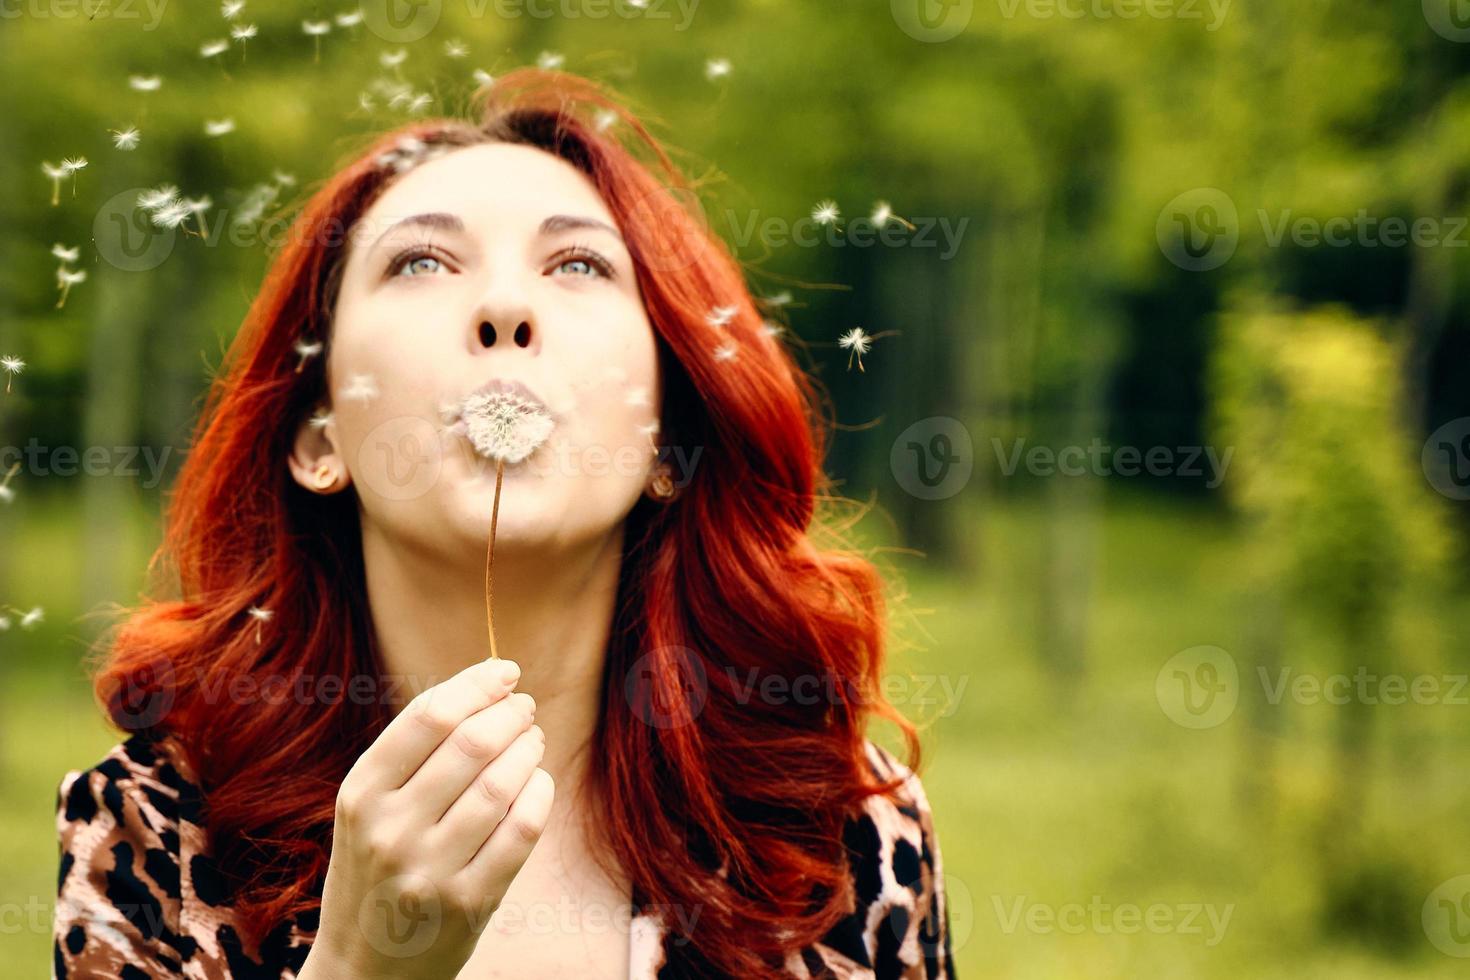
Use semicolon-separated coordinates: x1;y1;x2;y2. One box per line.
313;463;335;490
649;470;676;500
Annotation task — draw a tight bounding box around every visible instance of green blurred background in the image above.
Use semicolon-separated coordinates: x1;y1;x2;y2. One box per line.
5;0;1470;976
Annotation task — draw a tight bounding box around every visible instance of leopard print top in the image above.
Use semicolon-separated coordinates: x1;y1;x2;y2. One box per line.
53;730;956;979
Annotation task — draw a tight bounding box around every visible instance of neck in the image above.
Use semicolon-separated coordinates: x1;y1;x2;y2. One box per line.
360;519;624;829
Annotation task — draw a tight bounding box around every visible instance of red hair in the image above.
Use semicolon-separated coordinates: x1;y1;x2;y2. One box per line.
89;68;919;976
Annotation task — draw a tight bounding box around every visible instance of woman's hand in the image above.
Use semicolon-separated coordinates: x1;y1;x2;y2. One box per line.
300;658;553;980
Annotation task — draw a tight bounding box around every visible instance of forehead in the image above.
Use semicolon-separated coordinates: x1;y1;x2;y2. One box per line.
360;141;614;236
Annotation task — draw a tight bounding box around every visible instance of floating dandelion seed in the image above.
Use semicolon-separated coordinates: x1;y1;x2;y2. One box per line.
335;10;362;27
0;462;19;503
272;170;296;187
128;74;161;92
627;0;648;7
625;385;651;408
763;290;793;307
537;50;564;70
871;199;917;231
51;243;79;263
137;184;180;211
231;23;256;61
41;162;68;206
340;373;378;405
308;407;334;431
444;38;468;58
705;58;731;81
61;157;87;198
379;48;407;69
55;268;87;308
151;200;192;229
294;339;323;372
204;118;236;138
19;607;44;630
636;419;660;454
405;92;432;114
706;304;738;328
713;342;738;362
0;615;8;630
593;109;617;132
760;320;784;338
200;38;229;58
246;604;272;644
472;68;494;87
838;327;872;372
452;387;557;660
1;356;24;393
221;0;243;18
812;199;841;227
110;126;140;150
183;196;212;236
303;20;330;62
357;91;375;111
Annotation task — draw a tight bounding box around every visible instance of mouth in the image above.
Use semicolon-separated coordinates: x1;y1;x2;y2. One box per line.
440;378;557;465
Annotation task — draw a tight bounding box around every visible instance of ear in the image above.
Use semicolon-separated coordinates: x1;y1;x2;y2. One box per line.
287;405;351;494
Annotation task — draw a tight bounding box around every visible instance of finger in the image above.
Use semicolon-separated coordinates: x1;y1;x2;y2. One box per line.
397;690;537;824
458;765;555;894
351;658;522;794
435;725;546;869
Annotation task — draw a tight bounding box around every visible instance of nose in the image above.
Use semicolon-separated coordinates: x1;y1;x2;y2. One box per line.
471;291;540;356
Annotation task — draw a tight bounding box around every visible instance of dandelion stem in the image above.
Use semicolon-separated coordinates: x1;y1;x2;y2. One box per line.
484;458;505;659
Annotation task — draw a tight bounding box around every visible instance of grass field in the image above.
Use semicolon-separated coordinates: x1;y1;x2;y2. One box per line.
3;490;1467;978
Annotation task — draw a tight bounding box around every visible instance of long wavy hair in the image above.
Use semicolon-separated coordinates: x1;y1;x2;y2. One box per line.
89;68;920;976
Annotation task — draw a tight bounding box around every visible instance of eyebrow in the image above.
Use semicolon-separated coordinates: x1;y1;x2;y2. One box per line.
369;211;625;254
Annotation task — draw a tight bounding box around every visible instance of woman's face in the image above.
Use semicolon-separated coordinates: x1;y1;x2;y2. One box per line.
292;141;662;562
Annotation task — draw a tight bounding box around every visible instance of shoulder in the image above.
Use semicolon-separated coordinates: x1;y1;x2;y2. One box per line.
803;739;958;979
54;729;202;976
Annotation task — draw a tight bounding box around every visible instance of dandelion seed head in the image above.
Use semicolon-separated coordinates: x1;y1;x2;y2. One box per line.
537;50;564;70
137;184;180;211
221;0;244;17
871;201;893;226
1;356;24;375
379;48;407;68
272;170;296;186
459;391;556;465
308;408;334;431
335;10;362;26
20;606;43;629
62;157;88;173
444;38;468;57
713;342;738;362
128;74;162;92
303;19;331;36
110;126;141;150
763;290;793;307
812;199;840;226
705;58;732;80
200;39;229;58
593;109;618;132
760;320;784;338
184;196;212;214
472;69;495;87
42;161;68;179
204;118;236;137
51;243;80;263
0;486;13;504
231;23;257;42
56;268;87;286
247;605;273;622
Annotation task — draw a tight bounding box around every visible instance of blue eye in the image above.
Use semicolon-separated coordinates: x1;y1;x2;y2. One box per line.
388;248;447;278
553;246;615;280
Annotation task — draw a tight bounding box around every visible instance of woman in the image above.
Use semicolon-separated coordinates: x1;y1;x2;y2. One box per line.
53;69;956;979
